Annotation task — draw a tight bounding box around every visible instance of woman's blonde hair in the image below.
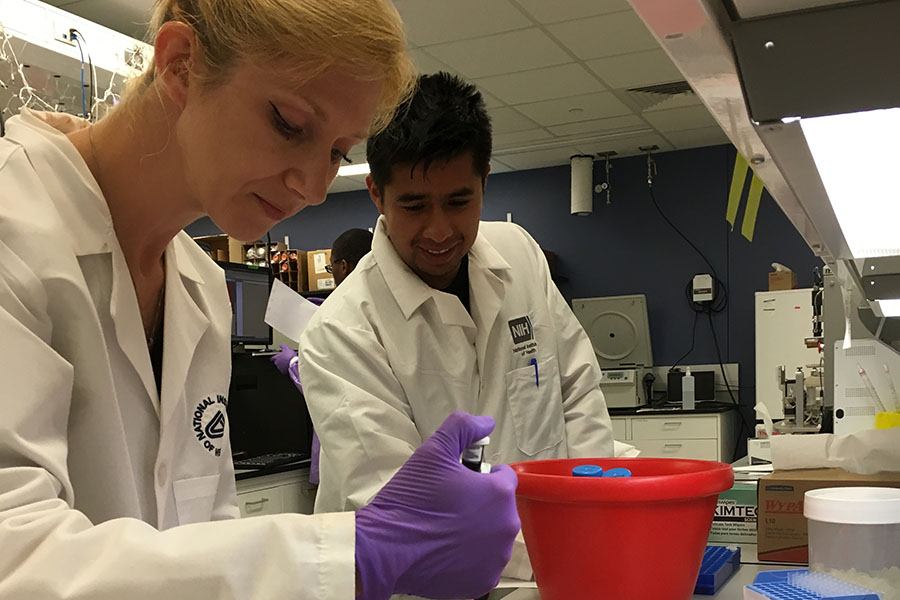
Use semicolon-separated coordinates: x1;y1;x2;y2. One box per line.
129;0;415;132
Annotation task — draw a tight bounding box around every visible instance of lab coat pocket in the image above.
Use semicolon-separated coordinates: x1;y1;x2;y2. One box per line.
506;358;564;456
173;474;221;525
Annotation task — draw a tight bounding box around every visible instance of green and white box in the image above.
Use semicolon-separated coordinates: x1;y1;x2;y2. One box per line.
709;481;758;544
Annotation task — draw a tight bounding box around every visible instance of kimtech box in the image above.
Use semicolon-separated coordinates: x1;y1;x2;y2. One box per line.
709;481;758;544
757;468;900;563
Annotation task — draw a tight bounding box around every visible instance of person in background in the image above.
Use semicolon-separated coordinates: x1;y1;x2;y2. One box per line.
272;227;374;484
298;72;615;586
328;227;375;286
0;1;519;597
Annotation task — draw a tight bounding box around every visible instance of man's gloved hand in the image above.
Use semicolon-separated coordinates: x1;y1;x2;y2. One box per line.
270;344;297;375
355;411;520;600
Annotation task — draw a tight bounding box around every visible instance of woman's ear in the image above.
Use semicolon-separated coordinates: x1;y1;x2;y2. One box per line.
153;21;197;111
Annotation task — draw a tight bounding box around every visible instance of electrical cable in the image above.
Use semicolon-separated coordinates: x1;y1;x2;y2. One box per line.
671;310;699;372
73;35;87;119
69;30;95;118
646;155;751;461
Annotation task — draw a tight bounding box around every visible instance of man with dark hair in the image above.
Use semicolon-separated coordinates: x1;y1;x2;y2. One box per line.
299;72;613;542
328;228;373;286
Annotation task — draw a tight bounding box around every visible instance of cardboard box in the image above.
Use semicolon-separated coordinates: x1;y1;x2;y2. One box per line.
709;481;758;544
757;468;900;563
307;249;334;291
768;270;798;291
192;234;245;263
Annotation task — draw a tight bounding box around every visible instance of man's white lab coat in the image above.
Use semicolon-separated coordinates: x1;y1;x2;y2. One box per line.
0;110;354;599
300;216;614;515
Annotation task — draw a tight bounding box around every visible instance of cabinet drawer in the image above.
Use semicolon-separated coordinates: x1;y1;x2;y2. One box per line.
611;417;628;441
630;439;719;461
237;486;284;517
632;416;717;440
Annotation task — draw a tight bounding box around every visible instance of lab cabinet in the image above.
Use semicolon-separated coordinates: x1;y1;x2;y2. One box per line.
611;410;737;461
235;468;316;517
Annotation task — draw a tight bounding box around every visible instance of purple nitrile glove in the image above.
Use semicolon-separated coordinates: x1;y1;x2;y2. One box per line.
309;431;320;485
270;344;297;375
355;411;520;600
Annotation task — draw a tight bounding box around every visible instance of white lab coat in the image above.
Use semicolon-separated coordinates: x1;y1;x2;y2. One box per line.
0;110;354;599
300;216;614;515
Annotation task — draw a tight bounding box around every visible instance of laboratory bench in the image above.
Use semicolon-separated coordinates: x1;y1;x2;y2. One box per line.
610;402;739;462
234;461;316;517
497;543;796;599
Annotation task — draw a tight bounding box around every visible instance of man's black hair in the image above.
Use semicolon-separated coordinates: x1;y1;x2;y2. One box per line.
366;72;492;192
331;228;373;266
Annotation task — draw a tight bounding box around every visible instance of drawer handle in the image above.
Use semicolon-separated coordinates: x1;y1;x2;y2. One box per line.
663;422;683;428
663;444;683;450
245;497;270;506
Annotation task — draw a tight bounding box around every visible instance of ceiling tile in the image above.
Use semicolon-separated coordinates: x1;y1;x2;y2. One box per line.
514;0;631;24
488;106;542;134
408;48;455;75
426;28;571;79
642;93;702;112
489;159;515;174
478;89;505;109
328;177;365;194
587;49;683;90
515;91;632;127
394;0;532;47
493;128;554;150
548;12;659;60
496;146;586;171
547;114;646;137
582;132;672;157
476;63;605;105
642;105;717;132
664;126;731;150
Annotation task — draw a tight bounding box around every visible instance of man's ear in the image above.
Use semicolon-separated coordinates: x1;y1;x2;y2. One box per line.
366;175;385;215
154;21;197;111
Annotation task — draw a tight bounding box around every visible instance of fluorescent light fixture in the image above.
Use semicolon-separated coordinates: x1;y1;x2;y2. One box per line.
338;162;370;177
800;107;900;258
874;299;900;318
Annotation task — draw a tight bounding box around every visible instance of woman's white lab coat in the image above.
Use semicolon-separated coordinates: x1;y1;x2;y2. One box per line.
300;217;615;515
0;111;354;599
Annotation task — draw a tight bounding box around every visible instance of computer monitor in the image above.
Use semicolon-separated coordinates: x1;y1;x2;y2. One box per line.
220;262;273;346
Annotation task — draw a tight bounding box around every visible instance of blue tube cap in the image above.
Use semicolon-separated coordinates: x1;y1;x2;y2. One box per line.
603;467;632;478
572;465;604;477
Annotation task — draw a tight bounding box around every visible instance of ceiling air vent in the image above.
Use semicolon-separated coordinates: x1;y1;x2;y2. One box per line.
625;80;694;111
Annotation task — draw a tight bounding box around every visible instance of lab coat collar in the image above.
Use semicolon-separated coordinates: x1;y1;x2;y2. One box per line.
6;109;113;257
371;216;510;323
7;110;208;287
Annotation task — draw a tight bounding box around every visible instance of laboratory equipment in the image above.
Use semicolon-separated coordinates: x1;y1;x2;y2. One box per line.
511;457;733;600
461;436;490;473
694;545;741;596
682;367;696;410
745;569;881;600
755;289;823;425
221;262;273;346
833;338;900;434
573;294;653;408
0;0;151;120
805;487;900;584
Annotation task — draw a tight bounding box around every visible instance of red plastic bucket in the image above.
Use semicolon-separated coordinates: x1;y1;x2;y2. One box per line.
511;458;734;600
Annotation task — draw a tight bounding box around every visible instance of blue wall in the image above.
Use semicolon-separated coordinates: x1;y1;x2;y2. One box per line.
187;144;823;422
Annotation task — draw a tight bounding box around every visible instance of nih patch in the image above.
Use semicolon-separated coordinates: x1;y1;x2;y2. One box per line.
508;316;534;344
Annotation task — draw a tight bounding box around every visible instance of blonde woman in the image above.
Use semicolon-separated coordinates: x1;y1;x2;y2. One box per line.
0;1;519;599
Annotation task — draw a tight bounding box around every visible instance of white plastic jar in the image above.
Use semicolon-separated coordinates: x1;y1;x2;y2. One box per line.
804;486;900;597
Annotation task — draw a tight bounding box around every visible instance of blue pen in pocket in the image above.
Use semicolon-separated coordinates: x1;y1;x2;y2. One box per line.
530;357;539;387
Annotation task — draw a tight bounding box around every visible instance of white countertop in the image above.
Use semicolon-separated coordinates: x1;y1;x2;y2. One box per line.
497;544;797;600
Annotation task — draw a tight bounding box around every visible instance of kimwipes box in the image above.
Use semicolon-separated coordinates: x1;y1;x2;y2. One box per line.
757;468;900;563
